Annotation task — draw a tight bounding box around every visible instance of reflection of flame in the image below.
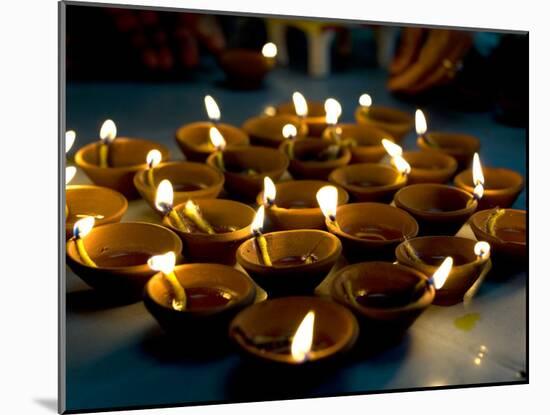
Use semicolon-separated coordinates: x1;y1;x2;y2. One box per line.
474;241;491;260
73;216;95;239
147;251;176;275
415;109;427;136
382;138;403;157
66;130;76;153
292;92;308;117
261;42;277;58
291;310;315;363
146;149;162;168
324;98;342;126
204;95;221;122
393;156;411;176
316;185;338;221
263;177;276;206
66;166;77;185
358;93;372;108
282;123;297;139
431;257;453;289
99;119;117;143
251;205;266;235
209;126;226;151
155;179;174;213
472;152;485;185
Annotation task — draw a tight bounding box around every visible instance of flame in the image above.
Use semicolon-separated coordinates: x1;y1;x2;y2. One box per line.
316;185;338;221
263;177;276;205
431;257;453;290
251;205;266;235
382;138;403;158
73;216;95;239
473;183;484;201
282;123;297;139
209;126;226;151
324;98;342;126
358;93;372;108
393;156;411;176
292;92;308;117
474;241;491;260
146;149;162;168
291;310;315;363
66;130;76;153
204;95;221;122
472;152;485;186
66;166;77;185
99;119;117;143
147;251;176;275
155;179;174;213
263;106;276;116
415;109;427;136
261;42;277;58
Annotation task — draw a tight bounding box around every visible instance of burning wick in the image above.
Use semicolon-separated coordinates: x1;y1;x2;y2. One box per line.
251;205;272;266
148;252;186;311
66;130;76;154
468;152;485;207
73;217;97;267
292;91;308;132
474;241;491;261
155;179;190;232
184;200;215;235
324;98;342;144
291;310;315;363
261;42;278;60
358;93;372;114
486;207;504;236
382;139;411;180
209;126;226;172
204;95;221;125
263;176;276;207
145;149;162;188
263;105;276;117
316;185;340;229
65;166;77;218
428;256;453;290
282;123;298;159
98;119;117;168
415;109;437;148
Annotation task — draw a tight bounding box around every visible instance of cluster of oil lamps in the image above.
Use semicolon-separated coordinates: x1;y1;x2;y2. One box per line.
65;91;526;365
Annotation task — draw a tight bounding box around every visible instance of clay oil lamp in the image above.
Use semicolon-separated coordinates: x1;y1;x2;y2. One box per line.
276;91;327;137
229;296;358;365
354;93;414;142
395;236;491;305
236;206;342;296
66;218;183;299
219;42;278;89
242;113;308;148
74;119;170;199
144;252;256;339
175;95;249;162
257;177;349;230
319;185;418;262
415;109;480;169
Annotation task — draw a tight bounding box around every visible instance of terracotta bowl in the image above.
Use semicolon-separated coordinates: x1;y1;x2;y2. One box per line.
229;296;359;365
394;184;478;235
133;161;225;213
74;138;170;199
395;236;490;306
417;132;480;169
402;151;458;184
326;203;419;263
242;114;308;148
236;230;342;297
280;139;351;180
276;101;327;137
321;123;390;163
257;180;349;230
330;261;434;341
163;199;256;265
219;49;275;88
65;185;128;240
329;163;407;203
175;122;249;162
66;222;183;299
144;263;256;337
206;146;289;201
354;106;414;142
454;167;524;210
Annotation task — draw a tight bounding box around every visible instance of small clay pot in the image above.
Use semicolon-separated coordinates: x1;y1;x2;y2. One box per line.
417;132;480;169
219;49;276;88
66;222;183;299
329;163;407;203
206;146;289;201
280;139;351;180
144;263;256;338
330;261;434;342
229;296;359;365
236;230;342;297
65;185;128;240
354;106;414;142
256;180;349;230
321;123;390;163
276;101;327;137
163;199;256;265
394;184;478;236
242;114;308;148
454;167;524;210
402;151;458;185
326;203;419;263
395;236;490;306
133;161;225;213
175;122;249;162
74;138;170;199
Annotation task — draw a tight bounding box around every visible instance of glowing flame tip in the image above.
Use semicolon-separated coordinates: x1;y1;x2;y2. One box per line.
204;95;221;121
291;310;315;363
73;216;95;239
292;92;308;117
147;251;176;275
99;119;117;143
415;109;427;136
432;257;453;290
358;93;372;108
261;42;277;58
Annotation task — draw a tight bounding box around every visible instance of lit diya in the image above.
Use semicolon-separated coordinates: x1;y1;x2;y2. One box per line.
236;206;342;296
229;296;358;365
66;218;183;299
219;42;278;88
175;95;249;162
276;91;327;137
395;236;491;305
242;114;308;148
354;93;415;142
415;109;480;169
74;119;170;199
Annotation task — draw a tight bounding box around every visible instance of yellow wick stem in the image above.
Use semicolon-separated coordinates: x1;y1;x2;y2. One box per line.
147;168;155;188
466;195;478;208
287;141;295;160
343;280;359;307
486;208;504;236
329;217;341;230
65;203;69;219
99;143;109;168
255;234;272;266
164;271;187;311
215;151;225;172
75;238;97;267
184;203;216;234
403;239;421;263
168;209;190;232
421;134;439;148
